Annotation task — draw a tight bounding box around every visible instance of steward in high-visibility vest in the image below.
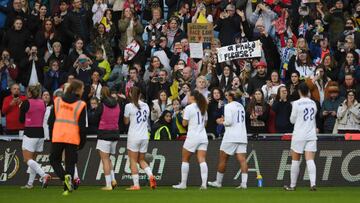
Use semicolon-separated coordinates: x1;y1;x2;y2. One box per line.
150;110;174;140
48;79;87;195
52;97;86;145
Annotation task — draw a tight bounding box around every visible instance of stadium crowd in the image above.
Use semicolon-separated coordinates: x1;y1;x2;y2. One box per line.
0;0;360;140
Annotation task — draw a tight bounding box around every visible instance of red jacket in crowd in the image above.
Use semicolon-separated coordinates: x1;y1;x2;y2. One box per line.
2;95;26;131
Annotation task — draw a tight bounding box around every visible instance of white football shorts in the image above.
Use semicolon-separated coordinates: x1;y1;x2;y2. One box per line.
220;142;247;155
291;140;317;154
96;140;118;154
22;136;44;152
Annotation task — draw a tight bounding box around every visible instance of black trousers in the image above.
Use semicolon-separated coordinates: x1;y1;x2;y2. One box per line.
50;143;78;181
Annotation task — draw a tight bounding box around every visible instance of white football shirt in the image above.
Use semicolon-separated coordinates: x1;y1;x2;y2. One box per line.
183;103;208;143
290;97;318;141
124;101;150;141
223;101;248;143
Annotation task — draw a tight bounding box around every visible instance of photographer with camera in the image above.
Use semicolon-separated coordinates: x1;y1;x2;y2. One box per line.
0;50;18;94
19;45;45;87
2;83;26;134
148;69;172;103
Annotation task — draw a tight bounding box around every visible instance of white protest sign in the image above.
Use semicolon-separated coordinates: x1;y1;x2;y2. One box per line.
217;40;262;63
189;43;204;59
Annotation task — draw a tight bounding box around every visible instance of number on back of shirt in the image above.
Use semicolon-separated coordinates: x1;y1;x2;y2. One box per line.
136;110;147;123
197;112;205;125
303;107;315;121
237;110;245;123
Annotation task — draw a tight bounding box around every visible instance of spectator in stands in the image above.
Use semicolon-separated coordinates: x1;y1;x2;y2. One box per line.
339;73;360;101
144;7;165;42
247;61;268;96
88;70;103;100
215;4;248;46
321;84;344;133
151;90;172;122
118;66;146;98
144;56;165;83
179;82;190;107
20;45;45;87
2;83;26;134
272;86;293;133
107;56;125;90
87;97;100;134
250;3;277;38
286;71;300;102
66;38;89;72
0;49;18;100
305;66;331;105
2;18;31;64
171;98;186;139
29;4;48;36
320;54;339;82
0;0;29;30
207;87;224;138
93;48;111;82
173;2;191;32
70;54;93;86
53;0;70;53
47;41;67;71
287;48;315;80
336;90;360;133
118;6;144;51
150;110;174;140
148;69;171;102
324;0;349;48
261;70;284;104
246;89;269;134
35;19;59;61
90;23;114;65
164;16;185;51
44;59;66;95
63;0;92;44
338;52;360;84
218;65;234;92
91;0;107;25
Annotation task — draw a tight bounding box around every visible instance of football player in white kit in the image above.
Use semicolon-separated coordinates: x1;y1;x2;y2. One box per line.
284;83;317;191
173;90;209;189
208;90;248;189
124;87;157;190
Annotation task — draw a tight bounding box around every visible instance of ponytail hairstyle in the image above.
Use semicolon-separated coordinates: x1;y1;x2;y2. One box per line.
65;79;84;98
130;86;141;109
27;83;42;99
190;90;208;115
225;90;241;102
100;86;111;99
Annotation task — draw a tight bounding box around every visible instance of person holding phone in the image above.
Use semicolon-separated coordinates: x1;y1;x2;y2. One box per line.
2;83;26;134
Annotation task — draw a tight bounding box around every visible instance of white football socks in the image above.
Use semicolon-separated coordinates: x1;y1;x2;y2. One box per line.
241;173;248;187
105;175;111;187
181;162;189;186
132;174;139;187
216;172;224;185
110;170;115;181
306;160;316;187
27;159;45;177
27;167;36;186
144;167;153;178
199;162;208;187
290;160;300;188
74;165;79;179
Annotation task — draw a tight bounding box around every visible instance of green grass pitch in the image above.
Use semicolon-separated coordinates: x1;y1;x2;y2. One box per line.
0;186;358;203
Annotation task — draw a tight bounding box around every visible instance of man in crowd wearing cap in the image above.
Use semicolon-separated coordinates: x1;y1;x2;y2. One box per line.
321;83;344;133
247;60;268;96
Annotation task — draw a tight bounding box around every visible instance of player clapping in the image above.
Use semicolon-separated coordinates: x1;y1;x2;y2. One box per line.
173;90;209;189
208;90;248;189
